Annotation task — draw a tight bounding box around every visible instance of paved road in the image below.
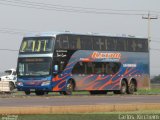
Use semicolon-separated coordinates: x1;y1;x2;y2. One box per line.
0;95;160;107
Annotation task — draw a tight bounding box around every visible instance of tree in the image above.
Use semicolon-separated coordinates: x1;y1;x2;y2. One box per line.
151;75;160;83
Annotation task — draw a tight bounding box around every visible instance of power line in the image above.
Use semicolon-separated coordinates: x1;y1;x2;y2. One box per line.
0;29;25;35
151;37;160;39
0;0;148;16
151;48;160;51
151;40;160;43
2;0;159;14
0;49;18;52
0;27;39;35
0;0;149;12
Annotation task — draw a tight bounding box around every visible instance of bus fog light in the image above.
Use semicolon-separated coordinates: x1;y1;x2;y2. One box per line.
41;81;50;86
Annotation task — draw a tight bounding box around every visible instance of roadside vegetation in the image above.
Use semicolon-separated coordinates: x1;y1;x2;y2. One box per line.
151;75;160;84
1;110;160;120
136;88;160;95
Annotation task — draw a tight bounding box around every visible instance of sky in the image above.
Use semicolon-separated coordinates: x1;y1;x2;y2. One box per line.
0;0;160;76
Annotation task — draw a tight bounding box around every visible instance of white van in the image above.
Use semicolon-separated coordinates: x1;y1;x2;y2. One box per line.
0;69;17;91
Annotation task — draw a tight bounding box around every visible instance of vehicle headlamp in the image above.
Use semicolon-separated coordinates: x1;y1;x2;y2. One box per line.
41;81;50;86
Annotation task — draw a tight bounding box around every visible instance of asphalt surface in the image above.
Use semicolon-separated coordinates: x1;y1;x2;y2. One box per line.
0;95;160;107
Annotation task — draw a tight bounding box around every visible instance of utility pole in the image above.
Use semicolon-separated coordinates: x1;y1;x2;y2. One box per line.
142;12;158;46
142;12;158;89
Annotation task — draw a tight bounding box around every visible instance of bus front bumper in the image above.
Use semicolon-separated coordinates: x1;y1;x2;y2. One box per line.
17;85;52;92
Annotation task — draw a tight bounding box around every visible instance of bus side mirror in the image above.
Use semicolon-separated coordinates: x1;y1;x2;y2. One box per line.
53;65;59;74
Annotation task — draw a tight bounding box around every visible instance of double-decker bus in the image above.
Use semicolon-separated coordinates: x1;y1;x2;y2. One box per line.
16;32;149;95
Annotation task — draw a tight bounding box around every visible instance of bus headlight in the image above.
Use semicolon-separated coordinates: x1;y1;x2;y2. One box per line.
17;82;23;86
41;81;50;86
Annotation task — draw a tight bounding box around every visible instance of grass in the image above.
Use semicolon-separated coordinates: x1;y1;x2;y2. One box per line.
1;111;160;120
136;88;160;95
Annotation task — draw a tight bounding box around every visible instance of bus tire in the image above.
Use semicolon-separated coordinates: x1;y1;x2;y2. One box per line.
127;80;136;94
114;80;127;94
63;80;74;95
120;80;127;94
24;91;30;95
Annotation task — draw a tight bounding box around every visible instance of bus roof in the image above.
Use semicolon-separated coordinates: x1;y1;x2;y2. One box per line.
24;31;147;39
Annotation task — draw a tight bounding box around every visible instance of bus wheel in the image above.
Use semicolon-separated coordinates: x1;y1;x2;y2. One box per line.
114;80;127;94
35;91;45;96
127;81;136;94
24;91;30;95
64;80;74;95
120;80;127;94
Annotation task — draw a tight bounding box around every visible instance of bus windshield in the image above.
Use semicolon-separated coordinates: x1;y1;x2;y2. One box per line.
20;37;54;53
18;58;52;77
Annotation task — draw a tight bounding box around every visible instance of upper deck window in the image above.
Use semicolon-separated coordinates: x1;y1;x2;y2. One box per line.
55;34;148;52
20;37;54;53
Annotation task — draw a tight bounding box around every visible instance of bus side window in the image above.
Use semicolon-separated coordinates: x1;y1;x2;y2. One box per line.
72;62;121;75
106;38;116;51
93;37;105;51
69;36;77;49
80;36;93;50
100;39;106;51
77;37;81;49
137;39;144;52
86;62;94;74
104;62;121;75
133;40;137;52
94;63;102;74
93;37;99;50
116;38;127;51
72;62;85;74
62;36;69;49
127;39;135;52
105;38;108;50
105;63;112;74
56;35;69;49
55;37;61;49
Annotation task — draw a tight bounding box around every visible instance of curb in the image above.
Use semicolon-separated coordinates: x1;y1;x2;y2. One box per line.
0;103;160;114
